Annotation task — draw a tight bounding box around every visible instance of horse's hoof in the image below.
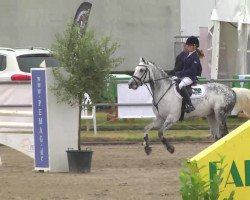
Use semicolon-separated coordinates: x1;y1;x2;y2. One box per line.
144;146;152;155
166;145;175;154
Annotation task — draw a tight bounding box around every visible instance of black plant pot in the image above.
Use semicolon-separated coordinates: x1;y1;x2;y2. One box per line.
66;149;93;173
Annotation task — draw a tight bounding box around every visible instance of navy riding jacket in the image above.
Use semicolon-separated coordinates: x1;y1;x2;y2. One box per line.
175;51;202;82
174;51;187;72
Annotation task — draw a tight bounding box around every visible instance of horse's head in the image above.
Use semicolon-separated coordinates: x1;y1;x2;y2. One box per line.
128;57;152;90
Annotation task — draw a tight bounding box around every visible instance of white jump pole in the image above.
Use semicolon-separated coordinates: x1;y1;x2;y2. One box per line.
0;110;32;117
0;111;33;128
0;122;32;128
31;68;78;172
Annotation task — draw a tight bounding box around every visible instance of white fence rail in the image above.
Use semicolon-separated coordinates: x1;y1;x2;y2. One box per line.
0;110;33;128
0;82;32;132
0;110;32;117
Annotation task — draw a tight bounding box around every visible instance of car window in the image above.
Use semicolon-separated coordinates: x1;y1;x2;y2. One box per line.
0;55;6;71
16;54;60;73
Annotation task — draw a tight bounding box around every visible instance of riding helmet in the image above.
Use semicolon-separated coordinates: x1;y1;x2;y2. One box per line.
186;36;199;47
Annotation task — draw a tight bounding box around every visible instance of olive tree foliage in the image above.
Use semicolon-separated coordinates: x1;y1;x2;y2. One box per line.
51;22;122;149
51;22;123;106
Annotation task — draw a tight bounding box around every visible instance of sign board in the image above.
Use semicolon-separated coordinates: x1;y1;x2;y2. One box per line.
191;120;250;199
32;70;49;169
31;68;79;172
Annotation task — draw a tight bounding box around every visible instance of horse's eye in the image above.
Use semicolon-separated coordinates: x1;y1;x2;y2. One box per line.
139;69;144;73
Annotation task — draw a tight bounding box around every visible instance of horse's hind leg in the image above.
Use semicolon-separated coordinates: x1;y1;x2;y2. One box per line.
143;118;163;155
158;118;176;154
207;113;219;139
214;108;229;140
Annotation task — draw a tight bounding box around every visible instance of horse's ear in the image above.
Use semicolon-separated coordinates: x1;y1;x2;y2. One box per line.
140;57;146;64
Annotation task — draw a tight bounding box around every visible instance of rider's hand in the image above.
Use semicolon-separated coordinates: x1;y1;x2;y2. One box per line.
172;76;178;80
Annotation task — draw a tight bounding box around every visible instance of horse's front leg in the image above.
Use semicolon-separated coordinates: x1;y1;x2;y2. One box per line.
158;117;176;154
143;118;163;155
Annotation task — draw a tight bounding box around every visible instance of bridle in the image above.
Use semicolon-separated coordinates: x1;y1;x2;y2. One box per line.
131;64;150;87
131;64;174;114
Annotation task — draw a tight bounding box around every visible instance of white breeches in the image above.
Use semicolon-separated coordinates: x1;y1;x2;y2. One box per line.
179;77;193;90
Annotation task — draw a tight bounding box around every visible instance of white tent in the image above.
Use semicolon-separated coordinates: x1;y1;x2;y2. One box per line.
210;0;250;79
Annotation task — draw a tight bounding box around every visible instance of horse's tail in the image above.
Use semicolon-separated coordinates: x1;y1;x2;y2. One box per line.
232;87;250;118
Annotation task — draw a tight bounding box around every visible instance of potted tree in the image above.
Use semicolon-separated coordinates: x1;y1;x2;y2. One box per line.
50;21;122;173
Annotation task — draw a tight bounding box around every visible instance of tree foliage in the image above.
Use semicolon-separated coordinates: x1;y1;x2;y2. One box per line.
51;21;123;106
50;21;123;149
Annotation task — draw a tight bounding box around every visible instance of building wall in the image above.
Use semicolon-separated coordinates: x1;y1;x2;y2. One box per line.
219;22;238;79
0;0;83;48
0;0;180;71
180;0;216;78
180;0;215;36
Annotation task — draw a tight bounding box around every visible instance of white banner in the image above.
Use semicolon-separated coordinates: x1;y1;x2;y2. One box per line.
0;83;32;132
211;0;250;23
117;83;155;118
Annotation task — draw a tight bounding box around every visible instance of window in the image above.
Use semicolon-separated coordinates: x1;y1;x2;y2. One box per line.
247;35;250;74
0;55;6;71
16;54;59;73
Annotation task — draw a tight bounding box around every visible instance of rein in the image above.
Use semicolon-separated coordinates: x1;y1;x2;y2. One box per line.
146;80;174;112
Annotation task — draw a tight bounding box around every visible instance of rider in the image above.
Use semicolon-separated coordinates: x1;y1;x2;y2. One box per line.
170;36;203;113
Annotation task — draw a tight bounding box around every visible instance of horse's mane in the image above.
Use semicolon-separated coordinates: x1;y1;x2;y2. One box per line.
148;60;168;78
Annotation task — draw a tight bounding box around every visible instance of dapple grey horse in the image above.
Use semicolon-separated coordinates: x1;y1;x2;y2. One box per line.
128;58;239;155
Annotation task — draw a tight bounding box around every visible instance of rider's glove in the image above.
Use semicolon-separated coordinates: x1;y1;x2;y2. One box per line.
172;76;178;81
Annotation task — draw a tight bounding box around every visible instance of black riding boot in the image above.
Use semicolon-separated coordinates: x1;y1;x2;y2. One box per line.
180;87;195;113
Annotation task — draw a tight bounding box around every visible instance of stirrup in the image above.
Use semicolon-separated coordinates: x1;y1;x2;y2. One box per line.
185;104;195;113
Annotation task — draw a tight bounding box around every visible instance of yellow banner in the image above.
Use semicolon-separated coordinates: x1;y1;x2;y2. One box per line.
192;120;250;199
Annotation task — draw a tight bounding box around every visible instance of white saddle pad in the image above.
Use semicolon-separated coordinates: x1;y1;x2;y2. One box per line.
174;84;206;99
190;85;206;99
